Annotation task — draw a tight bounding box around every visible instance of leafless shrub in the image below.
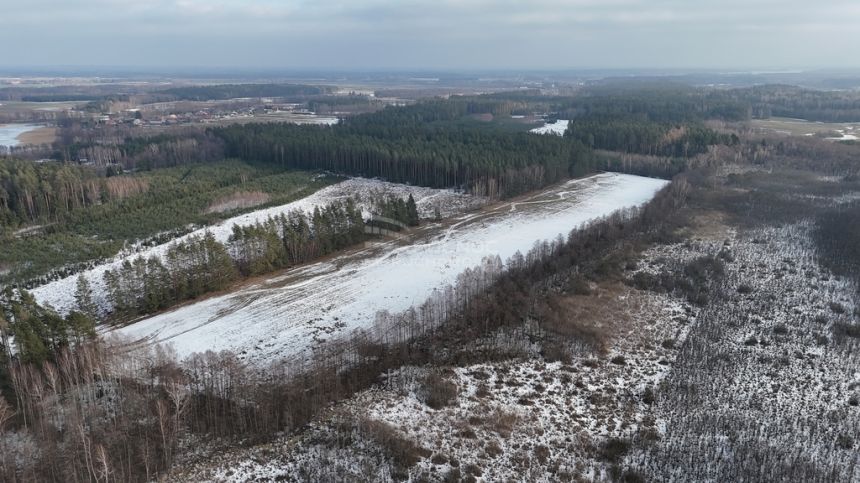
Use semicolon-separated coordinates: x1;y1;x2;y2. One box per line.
356;417;431;477
829;301;846;314
833;322;860;341
486;409;519;438
420;372;459;410
599;438;630;463
0;397;14;431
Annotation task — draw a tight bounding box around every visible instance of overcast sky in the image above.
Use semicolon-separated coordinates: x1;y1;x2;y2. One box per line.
3;0;860;70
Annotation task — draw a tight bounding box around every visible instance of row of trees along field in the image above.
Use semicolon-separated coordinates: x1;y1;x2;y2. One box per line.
102;233;237;318
214;99;593;198
100;199;367;320
367;194;420;228
228;199;366;276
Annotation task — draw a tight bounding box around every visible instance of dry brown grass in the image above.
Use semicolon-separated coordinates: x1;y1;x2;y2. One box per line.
355;417;431;475
16;126;56;145
538;282;640;351
104;176;150;200
423;372;459;409
204;191;270;214
690;209;732;240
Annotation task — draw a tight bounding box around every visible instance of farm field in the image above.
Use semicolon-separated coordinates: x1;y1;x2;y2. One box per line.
750;117;859;140
109;173;666;362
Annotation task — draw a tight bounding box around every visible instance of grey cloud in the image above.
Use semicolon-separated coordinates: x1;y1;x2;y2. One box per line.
1;0;858;69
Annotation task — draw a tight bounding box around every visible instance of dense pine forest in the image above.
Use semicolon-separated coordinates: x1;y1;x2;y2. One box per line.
213;89;753;195
0;160;332;285
215;102;591;198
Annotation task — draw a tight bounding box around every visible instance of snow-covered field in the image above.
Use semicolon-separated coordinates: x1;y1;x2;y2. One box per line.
111;173;666;362
31;178;483;316
0;123;42;147
530;119;569;136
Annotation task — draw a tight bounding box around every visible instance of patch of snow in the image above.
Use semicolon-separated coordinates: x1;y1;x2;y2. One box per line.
826;133;858;141
530;119;569;136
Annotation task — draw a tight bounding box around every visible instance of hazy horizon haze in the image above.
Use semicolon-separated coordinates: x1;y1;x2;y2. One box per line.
2;0;859;71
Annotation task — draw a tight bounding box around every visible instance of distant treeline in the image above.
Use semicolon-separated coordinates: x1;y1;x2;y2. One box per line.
20;94;103;102
159;83;333;101
723;84;860;122
483;83;860;123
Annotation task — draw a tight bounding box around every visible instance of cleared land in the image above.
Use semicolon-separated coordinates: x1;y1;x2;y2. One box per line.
110;173;666;363
750;117;860;140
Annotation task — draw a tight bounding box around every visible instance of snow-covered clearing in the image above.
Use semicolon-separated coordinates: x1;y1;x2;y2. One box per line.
111;173;667;363
530;119;569;136
31;178;483;316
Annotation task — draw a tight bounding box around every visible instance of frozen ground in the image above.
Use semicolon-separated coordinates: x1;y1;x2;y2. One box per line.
171;261;693;482
111;173;667;363
31;178;483;316
181;205;860;482
628;222;860;482
530;119;569;136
